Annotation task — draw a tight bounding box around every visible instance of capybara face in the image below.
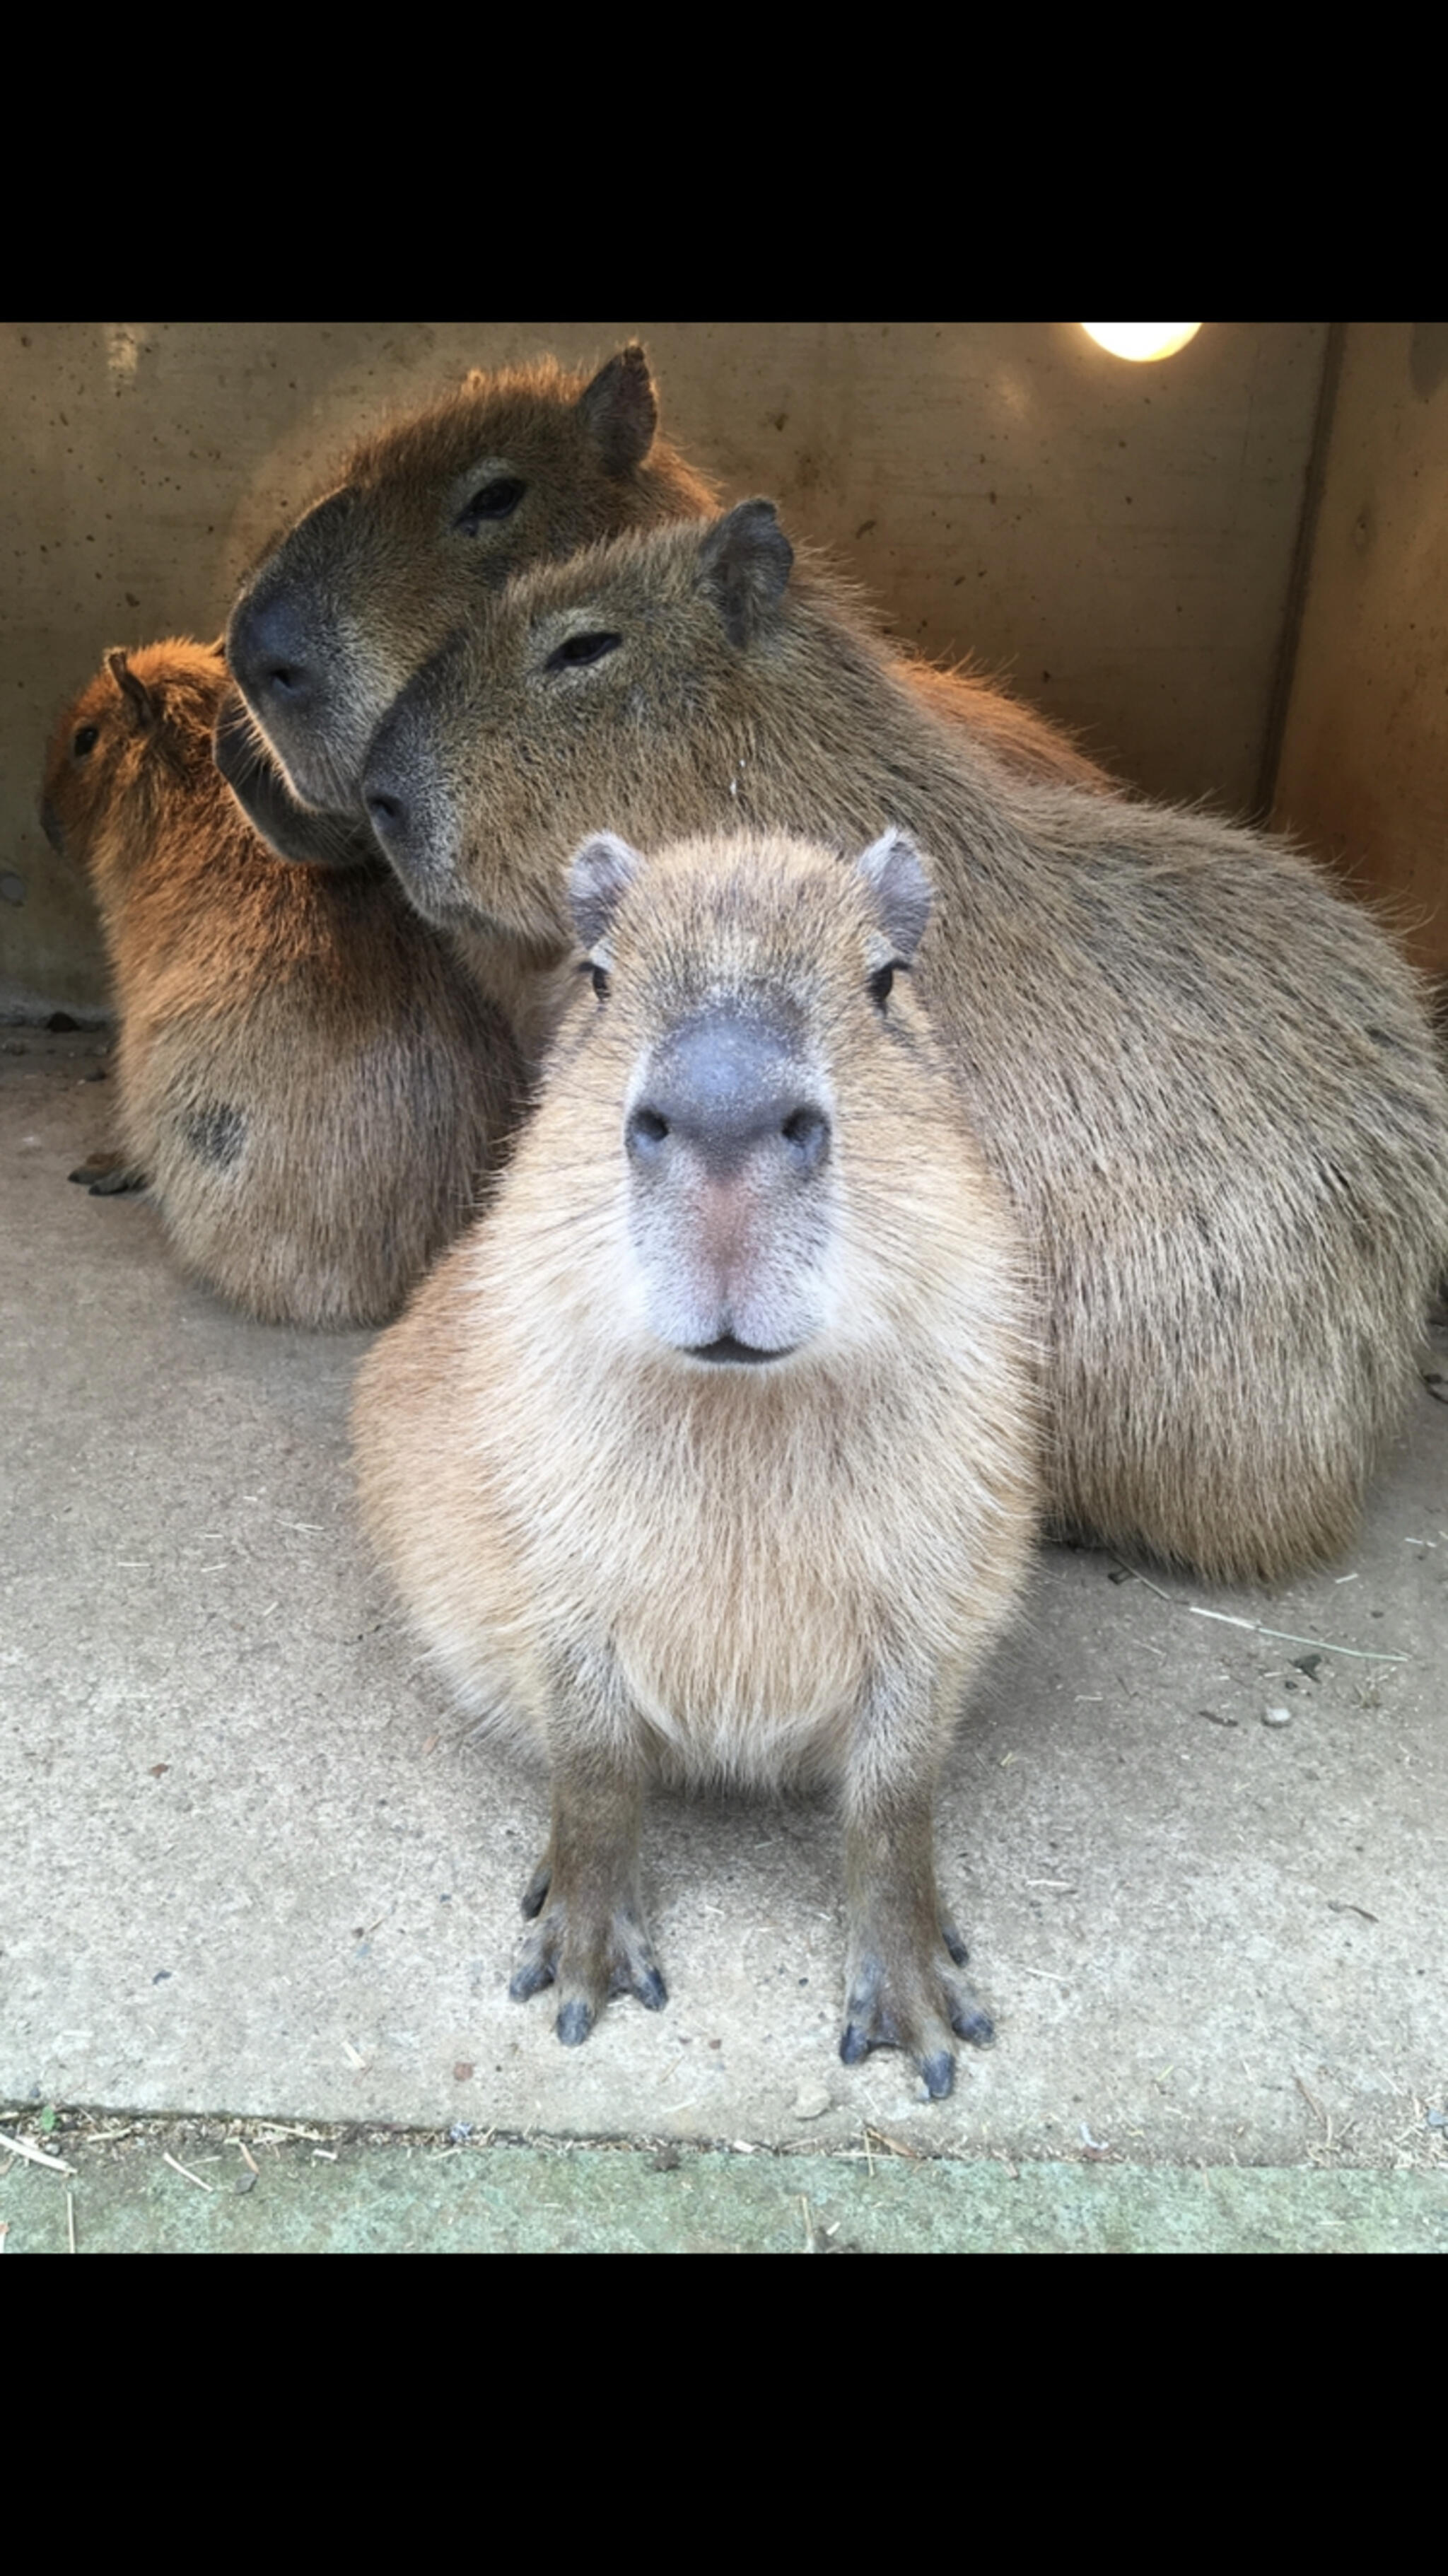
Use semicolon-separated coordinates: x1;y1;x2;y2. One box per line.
561;827;933;1365
361;503;800;947
224;347;716;822
42;644;214;890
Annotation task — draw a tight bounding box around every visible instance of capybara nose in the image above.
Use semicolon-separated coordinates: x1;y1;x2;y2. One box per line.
360;704;423;862
627;1010;830;1179
362;771;411;853
229;592;315;713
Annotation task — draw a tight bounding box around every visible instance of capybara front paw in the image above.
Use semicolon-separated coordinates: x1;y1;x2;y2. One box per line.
508;1892;667;2044
839;1943;993;2099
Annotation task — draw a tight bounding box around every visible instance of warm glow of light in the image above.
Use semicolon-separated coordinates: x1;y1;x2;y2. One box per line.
1081;323;1202;363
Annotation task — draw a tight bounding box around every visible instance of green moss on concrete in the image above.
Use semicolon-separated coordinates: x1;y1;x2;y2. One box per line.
6;2129;1447;2254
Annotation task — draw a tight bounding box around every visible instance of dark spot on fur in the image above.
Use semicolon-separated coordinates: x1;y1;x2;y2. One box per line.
185;1103;246;1170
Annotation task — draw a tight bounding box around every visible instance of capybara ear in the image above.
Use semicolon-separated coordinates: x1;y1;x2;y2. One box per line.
577;345;658;476
569;831;644;950
698;501;795;648
106;648;159;730
858;829;933;960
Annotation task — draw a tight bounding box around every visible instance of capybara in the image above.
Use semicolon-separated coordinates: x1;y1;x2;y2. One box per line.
40;639;522;1329
359;500;1448;1581
354;827;1039;2094
217;344;1104;870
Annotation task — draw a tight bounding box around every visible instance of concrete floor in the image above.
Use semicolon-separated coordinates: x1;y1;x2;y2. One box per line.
4;1032;1447;2216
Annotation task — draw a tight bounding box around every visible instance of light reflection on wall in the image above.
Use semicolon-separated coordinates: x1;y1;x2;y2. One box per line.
1081;324;1202;362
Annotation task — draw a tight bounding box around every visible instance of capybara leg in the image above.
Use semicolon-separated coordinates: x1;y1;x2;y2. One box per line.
840;1694;993;2099
69;1151;148;1194
509;1751;665;2044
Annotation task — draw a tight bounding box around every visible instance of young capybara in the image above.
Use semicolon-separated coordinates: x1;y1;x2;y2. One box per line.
217;344;1104;869
40;639;522;1329
358;500;1448;1583
353;827;1039;2096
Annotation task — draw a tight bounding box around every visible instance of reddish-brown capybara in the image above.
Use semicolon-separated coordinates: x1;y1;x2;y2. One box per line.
41;639;522;1329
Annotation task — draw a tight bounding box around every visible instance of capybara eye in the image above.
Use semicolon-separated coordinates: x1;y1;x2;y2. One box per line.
546;631;623;672
870;962;897;1009
72;724;100;758
455;477;525;531
590;964;609;1001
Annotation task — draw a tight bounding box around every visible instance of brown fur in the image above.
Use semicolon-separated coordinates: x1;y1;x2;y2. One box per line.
41;640;523;1329
223;344;1103;852
361;502;1448;1581
354;830;1039;2092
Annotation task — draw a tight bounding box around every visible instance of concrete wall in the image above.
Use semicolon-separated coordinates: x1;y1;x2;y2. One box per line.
2;320;1329;1018
1272;322;1448;989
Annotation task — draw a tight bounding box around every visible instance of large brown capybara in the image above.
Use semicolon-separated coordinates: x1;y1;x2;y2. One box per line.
358;500;1448;1583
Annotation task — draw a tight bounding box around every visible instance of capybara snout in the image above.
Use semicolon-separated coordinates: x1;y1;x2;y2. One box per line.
626;1009;831;1182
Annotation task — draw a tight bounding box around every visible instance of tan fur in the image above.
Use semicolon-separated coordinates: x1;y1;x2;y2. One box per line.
354;831;1039;2090
41;640;523;1329
363;506;1448;1581
226;344;1104;833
